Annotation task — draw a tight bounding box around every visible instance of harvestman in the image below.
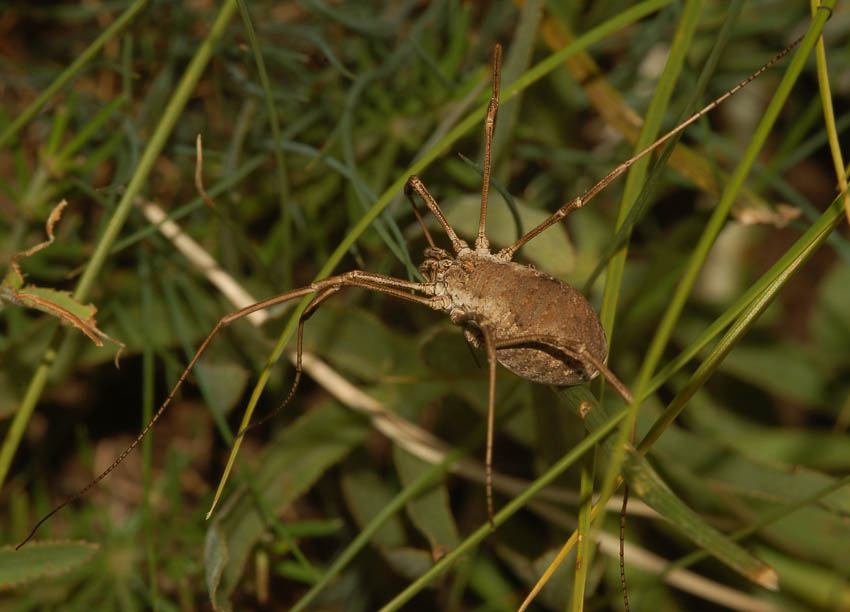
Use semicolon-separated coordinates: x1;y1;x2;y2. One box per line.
19;39;801;548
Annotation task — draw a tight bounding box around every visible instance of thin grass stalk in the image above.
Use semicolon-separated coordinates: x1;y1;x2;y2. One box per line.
570;451;596;612
809;0;850;225
236;0;293;288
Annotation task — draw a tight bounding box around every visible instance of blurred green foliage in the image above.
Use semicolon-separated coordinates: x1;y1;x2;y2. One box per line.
1;1;849;610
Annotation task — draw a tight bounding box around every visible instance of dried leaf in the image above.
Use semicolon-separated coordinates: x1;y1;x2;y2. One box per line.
735;202;801;227
9;200;68;281
0;200;124;364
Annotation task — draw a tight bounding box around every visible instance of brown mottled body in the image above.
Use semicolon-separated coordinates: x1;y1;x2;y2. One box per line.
424;250;607;385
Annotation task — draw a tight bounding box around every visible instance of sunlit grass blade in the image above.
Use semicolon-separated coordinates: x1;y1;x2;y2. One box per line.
640;191;847;451
646;192;847;402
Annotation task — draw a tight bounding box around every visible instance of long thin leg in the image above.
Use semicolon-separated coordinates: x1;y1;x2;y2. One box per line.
480;323;498;530
475;43;501;253
18;271;439;549
500;37;803;260
236;275;442;437
492;334;633;404
404;185;438;249
235;286;340;437
496;332;635;607
620;484;631;612
405;176;470;255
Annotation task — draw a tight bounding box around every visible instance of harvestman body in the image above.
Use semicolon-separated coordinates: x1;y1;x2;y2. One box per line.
19;38;801;547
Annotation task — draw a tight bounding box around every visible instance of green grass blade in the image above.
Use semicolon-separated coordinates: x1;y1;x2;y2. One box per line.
0;0;148;150
236;0;293;288
0;541;99;587
646;193;847;400
640;192;847;451
809;0;850;226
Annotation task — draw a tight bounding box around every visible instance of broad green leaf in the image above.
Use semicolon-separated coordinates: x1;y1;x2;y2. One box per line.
303;306;421;382
811;262;850;362
527;547;579;611
382;548;436;582
341;465;407;550
204;526;228;608
0;541;98;588
754;545;850;610
393;446;459;556
718;428;850;472
657;393;850;513
466;554;518;611
418;327;480;378
682;392;850;471
651;410;850;572
274;560;322;585
718;341;826;408
193;361;251;417
754;501;850;570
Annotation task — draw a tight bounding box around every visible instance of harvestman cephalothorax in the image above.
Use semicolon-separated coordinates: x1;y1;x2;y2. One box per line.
18;35;805;550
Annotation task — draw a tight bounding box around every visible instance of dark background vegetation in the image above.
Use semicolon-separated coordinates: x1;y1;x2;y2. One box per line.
1;1;849;610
